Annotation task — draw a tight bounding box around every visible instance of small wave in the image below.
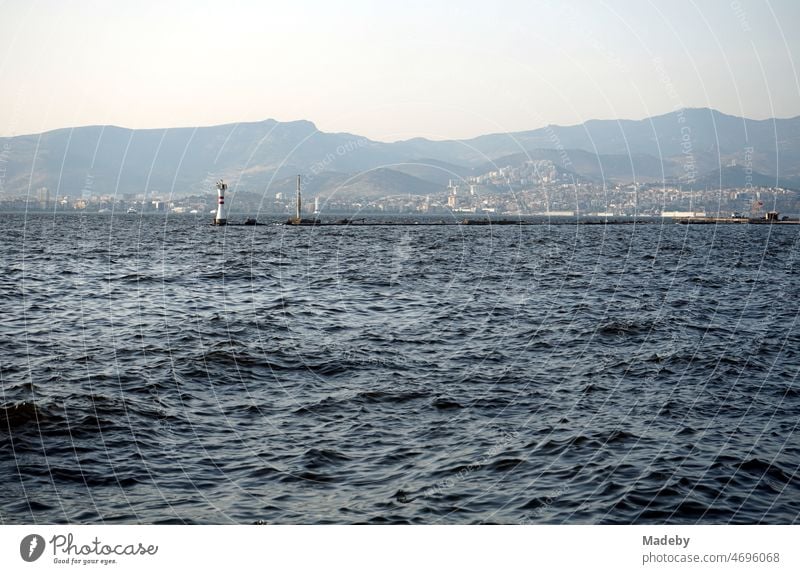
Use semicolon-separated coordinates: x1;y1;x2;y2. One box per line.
282;470;336;484
737;458;793;483
303;448;352;469
596;319;653;337
39;414;112;438
293;389;429;415
604;430;639;444
487;457;524;472
356;390;429;404
47;467;143;488
432;397;463;410
778;385;800;398
0;402;50;429
115;273;165;284
469;396;515;409
529;434;603;455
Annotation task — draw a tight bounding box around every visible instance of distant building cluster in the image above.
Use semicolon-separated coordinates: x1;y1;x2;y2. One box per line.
0;188;213;215
2;160;798;218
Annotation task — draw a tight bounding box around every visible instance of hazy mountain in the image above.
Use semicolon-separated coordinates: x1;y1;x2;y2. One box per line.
0;119;401;198
446;108;800;176
316;168;444;199
384;158;473;186
267;169;443;200
693;165;800;189
2;108;799;199
474;148;679;183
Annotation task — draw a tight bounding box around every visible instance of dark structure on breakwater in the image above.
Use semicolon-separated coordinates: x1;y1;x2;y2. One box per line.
677;211;800;225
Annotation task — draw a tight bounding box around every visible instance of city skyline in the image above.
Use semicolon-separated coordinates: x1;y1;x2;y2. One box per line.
1;0;799;141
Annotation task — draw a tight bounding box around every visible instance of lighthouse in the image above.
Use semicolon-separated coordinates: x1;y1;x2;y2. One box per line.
214;179;227;225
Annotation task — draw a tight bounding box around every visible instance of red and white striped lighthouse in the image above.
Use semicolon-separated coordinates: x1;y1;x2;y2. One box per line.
214;179;227;225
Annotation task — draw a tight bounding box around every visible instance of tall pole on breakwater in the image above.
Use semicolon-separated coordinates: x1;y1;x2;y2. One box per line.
296;175;302;222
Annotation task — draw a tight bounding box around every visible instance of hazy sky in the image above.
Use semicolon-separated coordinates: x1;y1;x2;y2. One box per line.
1;0;799;141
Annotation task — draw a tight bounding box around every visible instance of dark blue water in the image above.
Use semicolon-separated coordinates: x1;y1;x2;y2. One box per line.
1;213;799;524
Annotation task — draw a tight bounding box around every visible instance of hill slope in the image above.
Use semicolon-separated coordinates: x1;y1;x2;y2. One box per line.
2;108;799;198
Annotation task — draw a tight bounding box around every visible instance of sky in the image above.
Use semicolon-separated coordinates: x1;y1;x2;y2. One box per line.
1;0;799;142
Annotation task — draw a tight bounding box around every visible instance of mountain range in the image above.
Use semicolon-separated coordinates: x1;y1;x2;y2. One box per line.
1;108;799;200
